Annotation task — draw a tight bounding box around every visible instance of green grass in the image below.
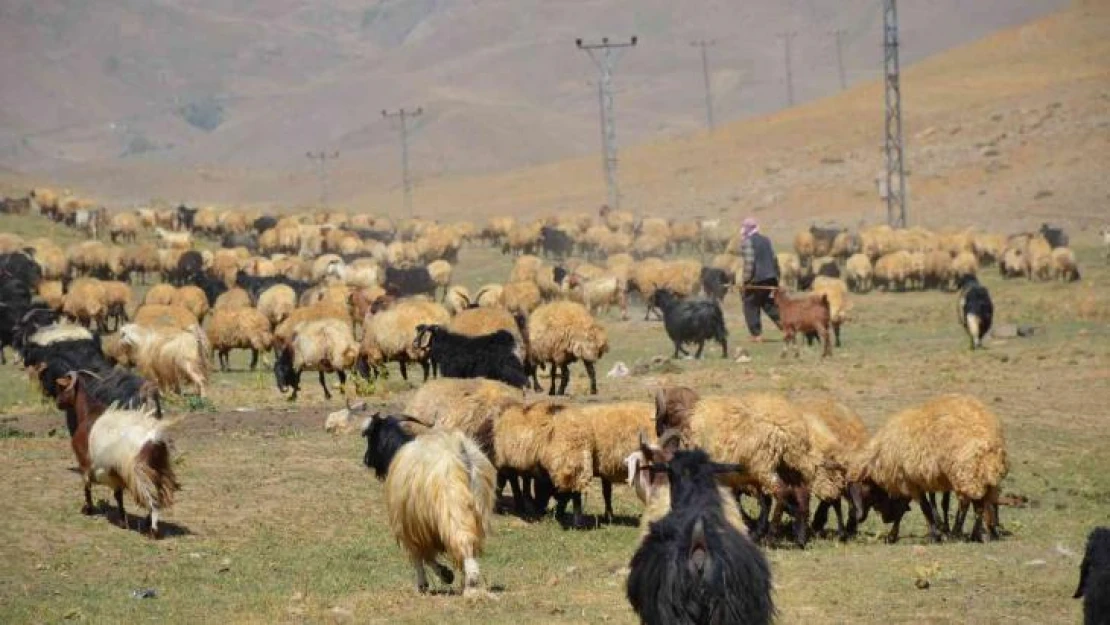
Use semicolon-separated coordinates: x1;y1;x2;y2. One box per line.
0;226;1108;623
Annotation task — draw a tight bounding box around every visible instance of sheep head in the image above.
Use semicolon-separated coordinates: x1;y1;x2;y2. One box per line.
654;386;699;437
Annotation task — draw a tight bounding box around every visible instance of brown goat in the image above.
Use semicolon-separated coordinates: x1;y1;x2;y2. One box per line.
773;289;832;358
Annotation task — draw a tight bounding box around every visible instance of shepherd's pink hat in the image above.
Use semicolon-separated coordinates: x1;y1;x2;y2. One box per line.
741;217;759;238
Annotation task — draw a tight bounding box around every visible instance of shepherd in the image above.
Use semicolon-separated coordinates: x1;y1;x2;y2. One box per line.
739;217;781;342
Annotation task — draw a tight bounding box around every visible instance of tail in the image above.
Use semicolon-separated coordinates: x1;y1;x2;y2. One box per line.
191;325;211;376
966;314;981;347
130;433;180;511
457;435;496;533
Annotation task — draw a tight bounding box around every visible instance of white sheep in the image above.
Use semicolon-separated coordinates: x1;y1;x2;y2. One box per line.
119;323;210;397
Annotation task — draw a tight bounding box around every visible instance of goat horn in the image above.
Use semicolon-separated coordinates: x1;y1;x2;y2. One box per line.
75;369;103;380
398;414;433;428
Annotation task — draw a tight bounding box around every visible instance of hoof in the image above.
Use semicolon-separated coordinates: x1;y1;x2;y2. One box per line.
81;505;95;516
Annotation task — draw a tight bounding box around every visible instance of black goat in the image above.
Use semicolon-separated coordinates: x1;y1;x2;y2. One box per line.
957;274;993;350
361;413;419;479
627;448;774;625
253;216;278;234
383;266;437;298
1075;527;1110;625
235;271;314;303
540;226;574;260
413;324;528;388
0;251;43;290
188;271;229;307
650;289;728;359
699;267;733;302
1039;223;1069;249
176;204;198;231
221;232;257;250
169;251;204;285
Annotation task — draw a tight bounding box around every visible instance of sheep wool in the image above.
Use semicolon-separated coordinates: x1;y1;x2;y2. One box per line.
403;378;524;456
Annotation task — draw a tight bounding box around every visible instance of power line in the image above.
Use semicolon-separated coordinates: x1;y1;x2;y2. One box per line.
690;40;716;131
305;150;339;207
576;36;637;211
883;0;907;227
830;29;847;91
777;31;797;107
381;107;423;218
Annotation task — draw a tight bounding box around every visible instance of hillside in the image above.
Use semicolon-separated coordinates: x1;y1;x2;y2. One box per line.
0;0;1070;205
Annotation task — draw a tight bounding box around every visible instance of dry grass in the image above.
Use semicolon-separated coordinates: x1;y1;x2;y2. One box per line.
0;233;1107;623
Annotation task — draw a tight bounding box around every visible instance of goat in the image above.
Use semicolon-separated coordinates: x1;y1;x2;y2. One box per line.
699;266;733;302
413;324;529;388
773;288;832;358
383;266;437;298
54;372;178;538
649;289;728;360
627;446;774;625
1075;527;1110;625
957;274;993;350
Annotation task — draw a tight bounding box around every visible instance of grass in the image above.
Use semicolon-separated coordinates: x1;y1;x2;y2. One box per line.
0;228;1107;623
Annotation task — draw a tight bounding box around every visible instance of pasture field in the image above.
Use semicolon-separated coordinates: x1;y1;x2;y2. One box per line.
0;227;1107;624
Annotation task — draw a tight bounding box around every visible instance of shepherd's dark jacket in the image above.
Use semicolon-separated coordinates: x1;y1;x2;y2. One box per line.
741;232;779;284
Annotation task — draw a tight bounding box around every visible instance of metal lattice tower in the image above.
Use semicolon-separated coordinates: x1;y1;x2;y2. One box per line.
883;0;907;227
777;31;797;106
306;150;339;207
690;40;716;131
382;107;423;217
576;36;637;210
831;29;847;91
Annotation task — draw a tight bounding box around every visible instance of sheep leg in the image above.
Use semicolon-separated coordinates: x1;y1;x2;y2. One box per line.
820;327;831;357
557;363;571;395
917;495;942;543
953;498;971;536
249;349;259;371
148;507;161;540
584;360;597;395
431;560;455;585
114;488;128;530
601;478;614;522
831;499;849;542
420;360;430;382
461;554;482;598
833;322;842;347
411;557;429;594
399;360;409;381
547;362;558;395
318;371;331;400
219;349;229;372
885;507;905;544
570;492;586;529
753;493;773;542
969;500;987;543
719;334;728;359
693;340;705;359
792;486;811;547
939;492;951;534
812;500;830;533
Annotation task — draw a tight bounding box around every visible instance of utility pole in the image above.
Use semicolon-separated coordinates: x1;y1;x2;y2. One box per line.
777;31;797;107
690;39;715;131
305;150;339;207
576;36;637;210
381;107;423;217
830;29;847;91
883;0;907;227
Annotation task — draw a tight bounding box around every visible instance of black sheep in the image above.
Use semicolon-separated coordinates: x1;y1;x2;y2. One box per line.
413;324;529;389
699;267;734;302
221;232;258;251
627;448;774;625
957;274;993;350
170;251;204;286
235;271;313;303
1075;527;1110;625
176;204;199;231
540;226;574;260
1039;223;1069;249
253;215;278;234
383;266;437;298
650;289;728;359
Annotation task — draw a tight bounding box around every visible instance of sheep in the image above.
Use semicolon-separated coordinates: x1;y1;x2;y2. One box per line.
154;227;192;250
121;244;161;284
501;280;543;315
403;378;523;456
630;259;701;320
474;284;504;308
274;317;358;401
1027;236;1054;281
327;258;382;290
54;372;177;538
256;284;297;327
443;285;472;315
102;280;133;331
1052;247;1080;282
565;274;627;320
170;285;210;323
132;304;197;331
649;289;728;360
874;251;912;291
922;250;953;290
358;299;449;382
776;252;801;290
811;276;849;348
144;284;177;307
29;241;68;280
119;323;210;397
1074;527;1110;625
654;386;819;546
844;253;873;293
626;445;774;625
561;401;656;521
37;280;65;311
848;394;1008;543
957;274;993;350
492;399;595;526
1000;246;1028;279
61;279;108;332
773;288;832;358
213;287;252;311
794;398;870;540
950;250;979;283
527;301;608;395
205;307;273;371
414;325;528;388
361;414;495;597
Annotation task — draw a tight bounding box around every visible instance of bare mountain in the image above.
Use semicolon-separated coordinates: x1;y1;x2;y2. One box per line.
0;0;1069;202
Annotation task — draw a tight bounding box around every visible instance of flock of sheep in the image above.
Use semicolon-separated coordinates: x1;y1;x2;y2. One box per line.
0;186;1104;624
